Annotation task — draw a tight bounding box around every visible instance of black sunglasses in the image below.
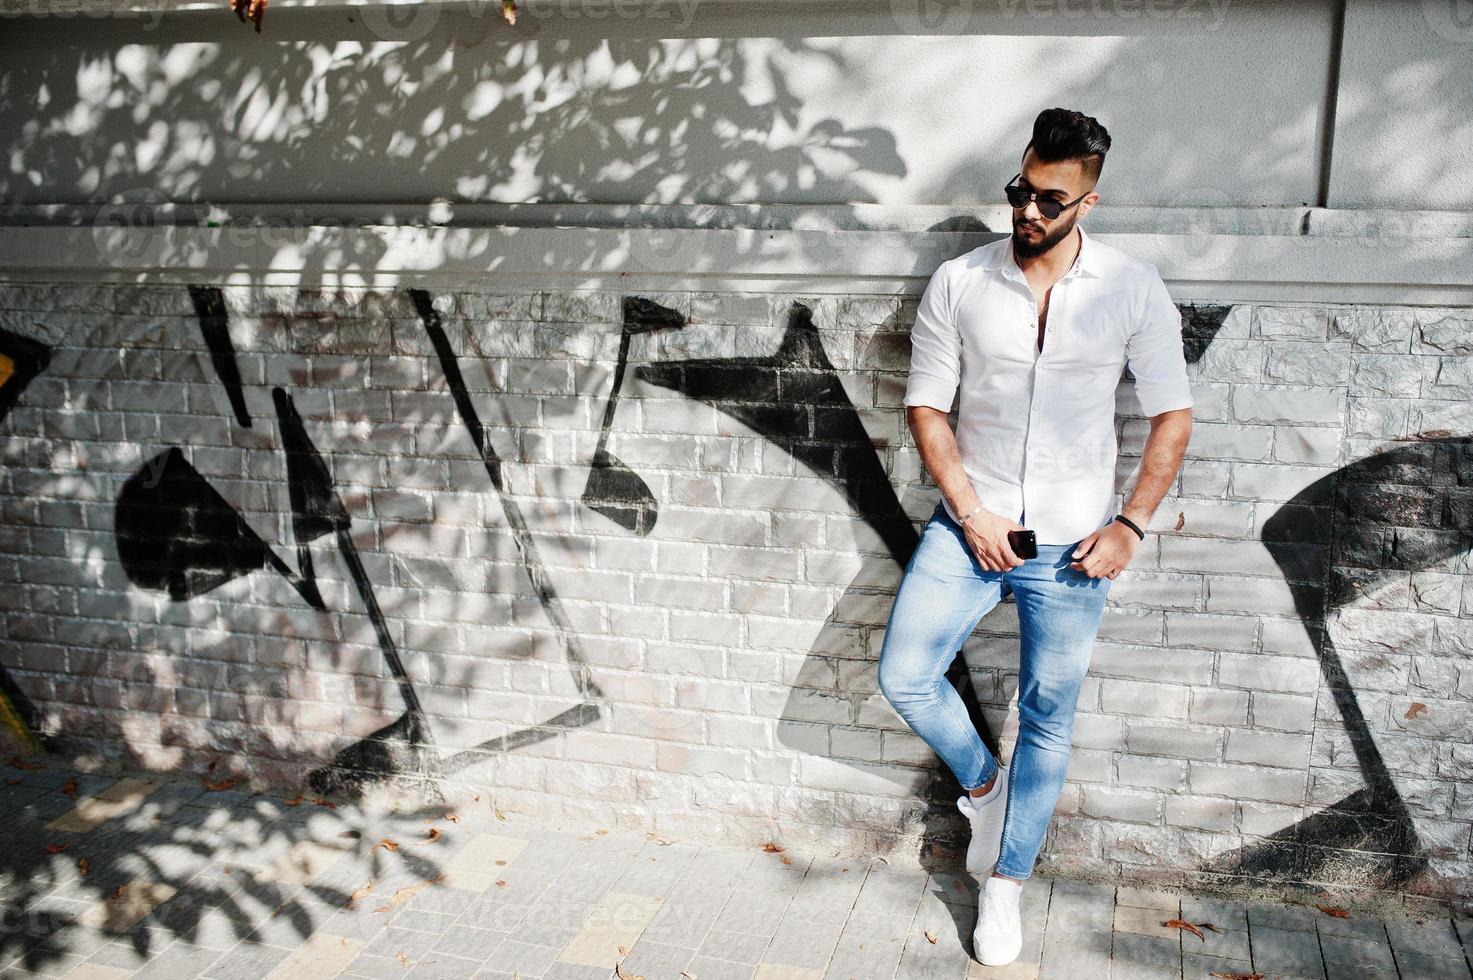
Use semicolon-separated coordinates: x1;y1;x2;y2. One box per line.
1004;172;1087;220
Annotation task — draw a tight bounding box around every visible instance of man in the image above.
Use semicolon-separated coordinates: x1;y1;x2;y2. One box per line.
877;107;1193;967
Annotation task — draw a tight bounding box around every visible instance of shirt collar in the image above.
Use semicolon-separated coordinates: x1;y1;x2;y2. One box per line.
984;224;1100;281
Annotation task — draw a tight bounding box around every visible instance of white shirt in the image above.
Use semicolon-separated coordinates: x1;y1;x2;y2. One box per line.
903;224;1193;544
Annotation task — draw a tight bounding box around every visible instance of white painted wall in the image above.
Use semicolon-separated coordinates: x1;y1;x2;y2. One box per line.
3;0;1468;216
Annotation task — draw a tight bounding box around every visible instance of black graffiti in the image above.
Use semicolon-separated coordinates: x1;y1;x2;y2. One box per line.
408;288;605;774
637;300;917;565
188;286;252;428
0;329;52;750
114;447;304;602
270;386;441;792
582;296;687;535
1219;435;1472;888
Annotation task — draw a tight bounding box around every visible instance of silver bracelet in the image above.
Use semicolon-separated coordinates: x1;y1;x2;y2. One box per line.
958;503;984;526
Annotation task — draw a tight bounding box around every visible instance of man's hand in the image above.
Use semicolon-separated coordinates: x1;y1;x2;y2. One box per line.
1069;521;1140;579
961;507;1027;572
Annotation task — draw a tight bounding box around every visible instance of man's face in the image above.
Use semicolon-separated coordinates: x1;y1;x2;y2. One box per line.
1010;150;1096;260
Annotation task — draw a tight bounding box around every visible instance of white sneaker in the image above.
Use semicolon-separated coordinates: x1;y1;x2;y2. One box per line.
956;763;1008;875
973;874;1023;966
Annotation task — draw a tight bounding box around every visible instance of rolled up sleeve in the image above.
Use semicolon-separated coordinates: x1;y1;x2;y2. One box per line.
1127;265;1194;417
903;263;961;413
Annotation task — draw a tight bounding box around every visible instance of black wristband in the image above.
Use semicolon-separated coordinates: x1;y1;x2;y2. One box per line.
1113;514;1146;540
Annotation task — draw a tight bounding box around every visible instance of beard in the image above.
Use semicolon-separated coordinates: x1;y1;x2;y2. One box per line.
1011;210;1079;260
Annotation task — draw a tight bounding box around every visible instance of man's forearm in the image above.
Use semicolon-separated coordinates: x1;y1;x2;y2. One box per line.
1120;409;1192;529
907;406;984;517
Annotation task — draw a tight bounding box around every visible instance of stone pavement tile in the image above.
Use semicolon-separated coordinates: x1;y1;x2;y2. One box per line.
685;956;759;980
263;931;368;979
1113;904;1181;941
1182;950;1253;977
200;939;294;979
930;871;977;910
541;845;643;903
638;898;719;948
1391;947;1473;979
1037;929;1110;980
480;938;562;976
471;870;557;908
543;961;616;979
1110;932;1181;976
1178;895;1248;933
901;889;974;979
55;965;136;979
452;893;535;937
609;840;699;897
556;891;664;968
437;833;530;894
80;938;160;972
1315;908;1388;942
1246;900;1317;933
1046;881;1114;934
1;950;89;979
399;951;482;980
361;924;447;964
1249;924;1325;978
45;779;159;835
382;907;457;937
508;895;598;950
400;882;484;919
129;939;226;979
24;924;113;962
712;875;805;937
669;844;755;893
1318;931;1396;974
896;926;972;980
429;925;505;964
965;959;1038;979
837;908;913;945
1115;885;1182;912
785;859;867;926
78;882;178;932
759;914;844;971
825;929;905;980
700;928;771;963
1384;914;1465;959
339;951;414;980
615;938;697;978
753;965;824;979
1185;925;1250;962
850;867;929;918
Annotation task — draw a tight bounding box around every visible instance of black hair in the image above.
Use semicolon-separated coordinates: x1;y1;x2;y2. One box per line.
1023;108;1111;188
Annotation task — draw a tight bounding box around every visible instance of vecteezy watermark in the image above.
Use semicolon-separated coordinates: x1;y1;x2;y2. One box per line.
0;0;157;30
91;188;175;269
359;0;703;45
1421;0;1473;42
889;0;1232;40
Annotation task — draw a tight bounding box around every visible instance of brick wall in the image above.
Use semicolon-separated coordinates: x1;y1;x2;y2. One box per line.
0;281;1469;912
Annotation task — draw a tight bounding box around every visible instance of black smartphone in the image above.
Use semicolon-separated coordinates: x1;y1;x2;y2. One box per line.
1007;528;1037;560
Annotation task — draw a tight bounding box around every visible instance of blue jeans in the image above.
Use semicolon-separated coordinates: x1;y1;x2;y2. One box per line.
878;502;1112;880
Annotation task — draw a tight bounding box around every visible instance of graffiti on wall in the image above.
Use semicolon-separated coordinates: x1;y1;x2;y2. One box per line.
0;328;50;752
0;285;1464;890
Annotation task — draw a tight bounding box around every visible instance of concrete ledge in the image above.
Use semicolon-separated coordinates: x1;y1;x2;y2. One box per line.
0;221;1469;306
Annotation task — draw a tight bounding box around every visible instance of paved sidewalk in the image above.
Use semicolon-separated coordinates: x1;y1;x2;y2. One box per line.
1;760;1470;979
